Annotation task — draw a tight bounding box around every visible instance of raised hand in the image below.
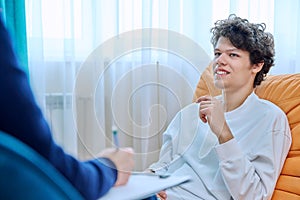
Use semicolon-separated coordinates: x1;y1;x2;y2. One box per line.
196;95;233;144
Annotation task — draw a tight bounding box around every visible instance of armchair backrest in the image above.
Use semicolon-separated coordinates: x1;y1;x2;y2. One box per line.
0;131;84;200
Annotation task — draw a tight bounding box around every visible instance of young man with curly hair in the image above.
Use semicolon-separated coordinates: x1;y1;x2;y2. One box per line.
149;14;291;200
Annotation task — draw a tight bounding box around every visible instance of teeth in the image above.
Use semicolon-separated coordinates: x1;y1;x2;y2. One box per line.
216;71;228;75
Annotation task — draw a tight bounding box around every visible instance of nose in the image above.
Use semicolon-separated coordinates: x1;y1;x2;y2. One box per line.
215;53;226;66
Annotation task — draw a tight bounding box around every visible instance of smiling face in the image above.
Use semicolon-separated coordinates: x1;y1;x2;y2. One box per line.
213;37;263;93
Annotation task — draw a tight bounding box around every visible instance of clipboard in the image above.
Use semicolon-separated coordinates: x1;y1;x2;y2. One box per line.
99;174;191;200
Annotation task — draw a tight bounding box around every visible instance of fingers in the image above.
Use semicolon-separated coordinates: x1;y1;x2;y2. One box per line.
114;148;134;186
199;112;208;123
114;170;131;186
197;95;224;126
98;147;135;186
122;147;134;153
197;96;214;123
157;190;167;200
196;95;213;103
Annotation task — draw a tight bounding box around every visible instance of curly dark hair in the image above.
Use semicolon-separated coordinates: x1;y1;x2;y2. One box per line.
210;14;275;87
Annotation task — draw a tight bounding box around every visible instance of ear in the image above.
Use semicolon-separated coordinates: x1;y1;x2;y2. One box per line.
252;62;264;74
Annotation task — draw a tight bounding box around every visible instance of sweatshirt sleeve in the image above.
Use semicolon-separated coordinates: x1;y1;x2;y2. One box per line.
149;103;199;174
215;115;291;200
0;16;117;200
148;111;181;173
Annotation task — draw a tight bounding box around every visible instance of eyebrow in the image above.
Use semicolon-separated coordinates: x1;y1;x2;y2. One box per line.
214;48;240;52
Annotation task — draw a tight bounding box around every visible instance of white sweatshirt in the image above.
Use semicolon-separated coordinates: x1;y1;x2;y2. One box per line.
149;92;291;200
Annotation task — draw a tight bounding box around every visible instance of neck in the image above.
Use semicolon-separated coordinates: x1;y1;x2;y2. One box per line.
222;87;254;112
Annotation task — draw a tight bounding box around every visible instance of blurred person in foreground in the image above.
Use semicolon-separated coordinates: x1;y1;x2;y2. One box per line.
0;15;135;200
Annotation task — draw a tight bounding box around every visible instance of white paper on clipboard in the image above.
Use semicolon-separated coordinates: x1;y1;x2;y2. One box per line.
99;174;191;200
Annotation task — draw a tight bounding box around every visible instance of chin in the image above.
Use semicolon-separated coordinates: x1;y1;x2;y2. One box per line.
214;80;225;90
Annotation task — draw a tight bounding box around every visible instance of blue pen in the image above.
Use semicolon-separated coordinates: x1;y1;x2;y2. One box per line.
112;125;120;149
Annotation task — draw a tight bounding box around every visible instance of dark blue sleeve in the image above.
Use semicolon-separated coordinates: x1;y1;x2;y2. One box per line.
0;16;117;200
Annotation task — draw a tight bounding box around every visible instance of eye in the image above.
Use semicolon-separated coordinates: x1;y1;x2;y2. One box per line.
229;53;239;57
214;52;221;57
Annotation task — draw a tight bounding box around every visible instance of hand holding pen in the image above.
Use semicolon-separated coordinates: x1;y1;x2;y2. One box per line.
99;147;134;186
97;125;134;186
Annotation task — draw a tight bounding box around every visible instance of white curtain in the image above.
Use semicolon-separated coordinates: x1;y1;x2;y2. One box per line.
25;0;300;171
